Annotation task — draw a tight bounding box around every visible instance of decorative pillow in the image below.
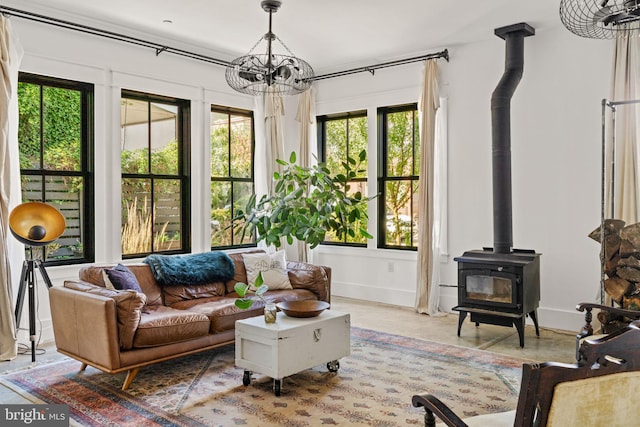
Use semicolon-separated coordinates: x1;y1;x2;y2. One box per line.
242;251;292;290
102;270;116;290
105;264;143;292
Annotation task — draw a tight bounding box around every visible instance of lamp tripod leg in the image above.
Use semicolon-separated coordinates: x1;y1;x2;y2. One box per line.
14;260;29;337
35;260;53;289
28;261;36;362
14;259;44;362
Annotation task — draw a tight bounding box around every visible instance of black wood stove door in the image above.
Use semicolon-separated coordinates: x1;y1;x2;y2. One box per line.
458;268;520;310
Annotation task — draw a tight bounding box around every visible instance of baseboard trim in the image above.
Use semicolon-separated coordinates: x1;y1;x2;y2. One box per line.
335;282;584;333
332;281;415;308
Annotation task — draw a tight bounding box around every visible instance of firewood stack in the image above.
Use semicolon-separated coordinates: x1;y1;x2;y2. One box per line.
589;219;640;330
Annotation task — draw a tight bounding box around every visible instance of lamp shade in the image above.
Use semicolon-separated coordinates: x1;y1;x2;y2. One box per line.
9;202;66;246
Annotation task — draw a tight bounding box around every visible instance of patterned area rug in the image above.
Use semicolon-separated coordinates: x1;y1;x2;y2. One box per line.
0;327;526;426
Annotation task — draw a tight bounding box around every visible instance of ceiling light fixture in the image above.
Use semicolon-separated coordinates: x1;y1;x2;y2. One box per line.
560;0;640;38
225;0;313;96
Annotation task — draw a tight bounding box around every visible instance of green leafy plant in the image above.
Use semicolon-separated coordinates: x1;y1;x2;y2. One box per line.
232;150;377;249
234;272;268;309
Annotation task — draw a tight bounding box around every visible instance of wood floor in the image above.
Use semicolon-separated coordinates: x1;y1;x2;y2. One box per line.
0;296;579;405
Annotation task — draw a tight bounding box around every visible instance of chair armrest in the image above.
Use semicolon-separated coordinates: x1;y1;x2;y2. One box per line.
576;302;640;319
412;393;468;427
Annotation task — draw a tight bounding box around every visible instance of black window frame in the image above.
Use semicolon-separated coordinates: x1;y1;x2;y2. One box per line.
377;103;420;251
317;110;368;247
17;72;95;266
209;104;256;250
120;89;191;258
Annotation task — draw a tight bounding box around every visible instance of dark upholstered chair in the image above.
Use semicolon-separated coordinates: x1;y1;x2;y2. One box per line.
412;321;640;427
575;302;640;360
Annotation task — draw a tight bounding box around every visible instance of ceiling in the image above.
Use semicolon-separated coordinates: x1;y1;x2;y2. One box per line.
4;0;564;74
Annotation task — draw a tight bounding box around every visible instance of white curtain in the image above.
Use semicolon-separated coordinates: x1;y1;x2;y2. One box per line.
263;92;285;196
254;92;286;252
294;88;315;262
607;32;640;224
415;59;441;315
0;15;24;361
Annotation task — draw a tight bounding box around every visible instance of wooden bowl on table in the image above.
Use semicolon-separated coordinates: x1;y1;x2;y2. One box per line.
276;300;330;318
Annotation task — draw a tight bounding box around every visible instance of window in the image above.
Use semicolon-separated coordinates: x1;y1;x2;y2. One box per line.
210;105;255;249
317;111;368;245
120;90;190;257
378;104;419;250
17;73;94;265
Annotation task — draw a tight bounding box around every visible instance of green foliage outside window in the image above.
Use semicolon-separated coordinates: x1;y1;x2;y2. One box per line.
17;77;90;262
382;107;420;248
321;113;369;244
120;93;187;256
210;109;254;248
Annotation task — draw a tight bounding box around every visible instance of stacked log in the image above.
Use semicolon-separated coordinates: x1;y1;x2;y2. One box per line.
589;219;640;311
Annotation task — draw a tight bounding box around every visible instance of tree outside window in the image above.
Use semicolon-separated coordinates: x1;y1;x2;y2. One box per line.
17;73;94;264
210;106;255;249
378;104;420;249
318;111;368;245
120;91;190;257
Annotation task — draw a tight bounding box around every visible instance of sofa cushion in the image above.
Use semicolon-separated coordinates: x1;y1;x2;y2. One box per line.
78;264;163;306
162;281;227;306
242;250;292;290
63;281;146;350
226;250;265;293
172;289;319;333
133;306;210;348
287;261;330;302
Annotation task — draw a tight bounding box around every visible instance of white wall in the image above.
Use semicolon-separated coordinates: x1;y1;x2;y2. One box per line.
310;25;612;332
11;18;253;345
8;16;613;345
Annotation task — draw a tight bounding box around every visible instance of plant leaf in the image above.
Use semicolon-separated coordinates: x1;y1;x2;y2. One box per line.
255;284;269;296
235;298;254;309
234;282;249;297
255;271;264;287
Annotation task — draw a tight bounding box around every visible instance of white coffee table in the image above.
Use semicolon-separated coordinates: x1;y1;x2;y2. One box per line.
235;309;350;396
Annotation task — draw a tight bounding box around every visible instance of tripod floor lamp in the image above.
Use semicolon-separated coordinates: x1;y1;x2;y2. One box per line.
9;201;66;362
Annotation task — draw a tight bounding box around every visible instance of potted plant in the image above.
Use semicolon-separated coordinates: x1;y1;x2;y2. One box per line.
234;272;277;322
232;150;376;249
231;151;376;320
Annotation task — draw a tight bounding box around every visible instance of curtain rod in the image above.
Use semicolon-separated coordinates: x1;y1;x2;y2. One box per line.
312;49;449;81
0;4;449;81
0;5;231;67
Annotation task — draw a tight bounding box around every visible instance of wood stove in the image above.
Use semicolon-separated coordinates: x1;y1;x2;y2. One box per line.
453;248;540;347
454;23;541;347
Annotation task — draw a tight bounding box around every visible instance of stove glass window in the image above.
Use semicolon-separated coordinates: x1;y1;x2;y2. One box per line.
465;275;512;304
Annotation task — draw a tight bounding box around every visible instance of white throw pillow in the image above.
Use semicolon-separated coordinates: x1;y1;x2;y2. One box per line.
242;251;292;290
102;269;116;290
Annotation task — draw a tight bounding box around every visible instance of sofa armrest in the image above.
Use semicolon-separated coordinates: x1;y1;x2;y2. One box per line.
286;261;332;303
49;286;122;370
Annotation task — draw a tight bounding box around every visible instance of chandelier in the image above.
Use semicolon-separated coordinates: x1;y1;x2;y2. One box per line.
560;0;640;38
225;0;313;96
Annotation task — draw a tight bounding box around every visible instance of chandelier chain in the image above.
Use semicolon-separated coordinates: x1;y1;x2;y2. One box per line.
245;37;264;55
274;35;295;56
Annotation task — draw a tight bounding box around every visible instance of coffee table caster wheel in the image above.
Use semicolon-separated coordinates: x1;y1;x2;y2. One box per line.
327;360;340;372
274;379;281;396
242;370;251;386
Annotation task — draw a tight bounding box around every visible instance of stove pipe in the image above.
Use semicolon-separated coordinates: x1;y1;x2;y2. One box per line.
491;23;535;254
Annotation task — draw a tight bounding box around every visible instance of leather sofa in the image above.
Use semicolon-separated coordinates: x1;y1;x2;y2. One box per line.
49;250;331;390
